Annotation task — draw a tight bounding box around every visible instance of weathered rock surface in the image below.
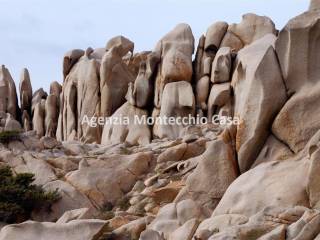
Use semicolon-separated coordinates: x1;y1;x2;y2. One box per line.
101;102;151;146
0;220;108;240
154;81;195;139
232;34;287;172
154;24;194;108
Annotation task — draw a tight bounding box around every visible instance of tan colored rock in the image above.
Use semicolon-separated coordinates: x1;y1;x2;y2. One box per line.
56;208;92;224
252;134;293;168
21;110;31;131
124;51;151;77
154;23;194;107
0;220;108;240
34;180;95;222
196;76;210;111
0;65;19;119
100;42;135;117
148;200;201;239
258;225;286;240
31;88;47;114
273;10;320;153
195;214;248;238
176;137;238;216
154;81;195;139
59;77;77;141
140;229;164;240
49;81;62;97
63;49;84;79
105;35;134;57
213;158;310;218
101;102;151;146
204;22;229;54
221;13;276;51
169;218;199;240
32;99;46;137
211;47;232;83
45;94;59;137
113;216;154;239
19;68;32;113
157;143;187;163
15;152;57;186
207;82;232;121
4;113;21;132
75;55;101;143
66;152;152;206
310;0;320;10
232;34;287;172
126;52;160;108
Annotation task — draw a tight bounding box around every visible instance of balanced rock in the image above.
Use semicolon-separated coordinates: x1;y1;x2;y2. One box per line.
221;13;277;51
154;23;194;107
63;49;84;79
211;47;232;83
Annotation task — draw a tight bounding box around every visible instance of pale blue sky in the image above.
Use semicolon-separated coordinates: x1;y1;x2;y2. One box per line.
0;0;309;93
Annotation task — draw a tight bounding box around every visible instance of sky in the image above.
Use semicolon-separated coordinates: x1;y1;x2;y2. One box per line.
0;0;310;93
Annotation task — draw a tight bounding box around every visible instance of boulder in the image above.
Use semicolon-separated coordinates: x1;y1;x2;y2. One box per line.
221;13;276;51
154;23;194;107
105;35;134;57
148;200;201;239
45;94;59;138
63;49;84;79
19;68;33;113
100;41;135;117
154;81;195;139
213;158;310;218
31;88;47;114
59;77;77;141
75;54;101;143
126;52;160;108
0;65;19;119
0;220;108;240
33;180;95;222
207;82;232;121
101;102;151;146
195;75;210;111
310;0;320;11
204;22;229;54
175;137;238;216
273;9;320;153
56;208;92;224
65;152;152;207
49;81;62;97
211;47;232;83
32;99;46;137
21;110;32;131
232;34;287;172
4;113;22;132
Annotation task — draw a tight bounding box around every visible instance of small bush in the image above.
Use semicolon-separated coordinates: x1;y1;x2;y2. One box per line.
0;166;60;223
0;130;21;143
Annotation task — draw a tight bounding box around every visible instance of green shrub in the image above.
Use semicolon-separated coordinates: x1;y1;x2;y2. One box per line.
0;130;21;143
0;166;60;223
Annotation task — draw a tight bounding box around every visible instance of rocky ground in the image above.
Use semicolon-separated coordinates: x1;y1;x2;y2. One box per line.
1;0;320;239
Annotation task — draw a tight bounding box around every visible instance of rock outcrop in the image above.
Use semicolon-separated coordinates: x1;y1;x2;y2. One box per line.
1;2;320;240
